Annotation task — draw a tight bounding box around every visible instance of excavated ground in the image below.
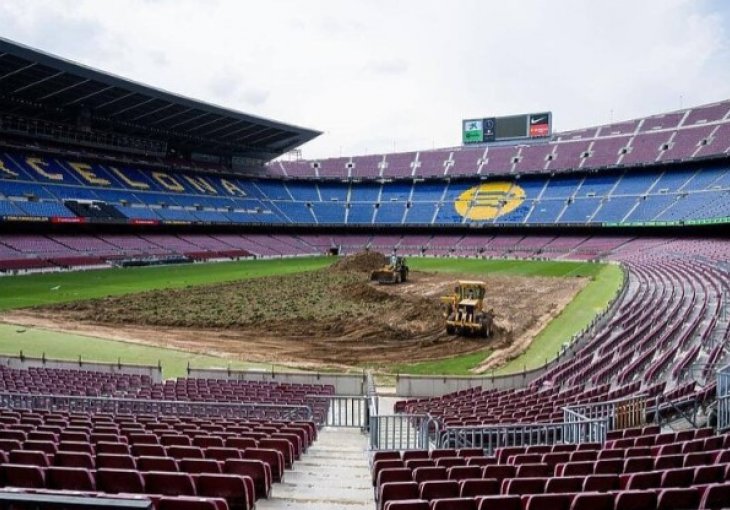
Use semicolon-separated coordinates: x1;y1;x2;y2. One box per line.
1;253;588;372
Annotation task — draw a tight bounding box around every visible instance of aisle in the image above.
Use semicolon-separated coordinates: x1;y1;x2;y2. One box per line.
257;427;374;510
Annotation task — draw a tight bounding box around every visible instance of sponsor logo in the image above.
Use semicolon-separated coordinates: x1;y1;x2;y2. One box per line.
51;216;85;224
454;182;526;221
530;116;547;124
129;219;159;225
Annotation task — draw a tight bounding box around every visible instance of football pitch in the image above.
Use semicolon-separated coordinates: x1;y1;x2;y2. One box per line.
0;256;622;377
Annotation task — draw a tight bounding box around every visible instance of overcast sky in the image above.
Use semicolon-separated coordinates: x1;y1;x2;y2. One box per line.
2;0;730;159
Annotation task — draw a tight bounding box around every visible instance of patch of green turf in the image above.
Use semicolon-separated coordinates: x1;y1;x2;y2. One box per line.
389;349;493;375
0;256;332;310
495;263;623;374
0;323;267;379
408;257;605;278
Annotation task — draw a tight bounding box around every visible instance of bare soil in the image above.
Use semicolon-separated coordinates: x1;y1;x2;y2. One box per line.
0;253;588;372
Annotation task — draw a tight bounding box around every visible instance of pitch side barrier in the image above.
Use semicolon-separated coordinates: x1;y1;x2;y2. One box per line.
395;265;629;397
0;392;312;421
718;363;730;433
0;354;162;381
186;366;367;396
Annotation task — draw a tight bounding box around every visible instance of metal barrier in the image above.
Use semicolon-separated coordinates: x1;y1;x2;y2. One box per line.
307;395;369;428
369;414;437;451
718;363;730;432
0;490;153;510
0;392;312;421
563;394;648;432
438;419;608;454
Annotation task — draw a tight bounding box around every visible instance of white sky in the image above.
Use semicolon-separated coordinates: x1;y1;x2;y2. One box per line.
1;0;729;159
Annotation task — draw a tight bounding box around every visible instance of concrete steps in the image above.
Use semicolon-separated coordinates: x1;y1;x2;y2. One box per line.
257;427;373;510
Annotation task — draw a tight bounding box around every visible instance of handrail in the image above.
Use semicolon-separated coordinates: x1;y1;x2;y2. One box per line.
0;392;313;421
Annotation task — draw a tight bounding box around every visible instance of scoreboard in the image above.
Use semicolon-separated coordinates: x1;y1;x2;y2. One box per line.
463;112;551;144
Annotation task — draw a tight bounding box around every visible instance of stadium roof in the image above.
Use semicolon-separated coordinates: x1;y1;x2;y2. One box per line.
0;37;321;160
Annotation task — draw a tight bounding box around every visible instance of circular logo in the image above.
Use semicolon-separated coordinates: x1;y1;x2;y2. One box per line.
454;182;526;221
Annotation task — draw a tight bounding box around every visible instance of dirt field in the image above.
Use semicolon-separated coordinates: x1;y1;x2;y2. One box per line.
1;253;588;372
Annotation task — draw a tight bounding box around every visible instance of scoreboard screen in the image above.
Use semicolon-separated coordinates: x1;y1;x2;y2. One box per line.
463;112;551;144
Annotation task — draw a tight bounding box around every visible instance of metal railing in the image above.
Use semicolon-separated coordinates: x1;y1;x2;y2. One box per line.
0;490;153;510
438;418;609;454
0;392;312;421
369;413;438;451
718;363;730;432
563;394;648;432
307;395;369;428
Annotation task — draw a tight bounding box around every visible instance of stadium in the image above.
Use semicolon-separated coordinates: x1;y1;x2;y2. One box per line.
0;2;729;509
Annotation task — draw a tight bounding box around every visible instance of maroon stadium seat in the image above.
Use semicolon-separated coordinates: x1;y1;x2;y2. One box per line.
418;480;459;501
458;478;499;498
614;490;657;510
46;466;96;491
196;473;253;510
2;463;46;489
429;497;477;510
379;481;420;510
656;487;700;510
144;471;196;496
97;468;146;494
224;458;271;500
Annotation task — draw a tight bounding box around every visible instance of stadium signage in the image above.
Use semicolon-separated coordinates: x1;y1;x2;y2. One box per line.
463;112;552;144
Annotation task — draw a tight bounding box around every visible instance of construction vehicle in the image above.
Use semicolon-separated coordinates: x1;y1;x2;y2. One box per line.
441;281;494;337
370;255;409;284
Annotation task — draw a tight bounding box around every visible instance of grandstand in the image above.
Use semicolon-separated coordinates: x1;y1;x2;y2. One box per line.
0;34;729;510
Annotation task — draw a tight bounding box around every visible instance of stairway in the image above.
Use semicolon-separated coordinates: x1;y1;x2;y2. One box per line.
257;427;373;510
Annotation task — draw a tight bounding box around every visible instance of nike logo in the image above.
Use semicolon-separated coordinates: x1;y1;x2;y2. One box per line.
531;116;547;124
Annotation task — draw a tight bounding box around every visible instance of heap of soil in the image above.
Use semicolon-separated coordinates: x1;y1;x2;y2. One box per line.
330;251;387;273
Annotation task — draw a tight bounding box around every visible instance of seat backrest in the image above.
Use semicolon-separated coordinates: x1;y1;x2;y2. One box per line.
382;499;429;510
502;477;546;495
373;451;401;463
96;442;130;455
193;436;225;448
137;456;179;473
476;495;521;510
180;458;222;474
129;433;159;445
458;478;499;498
516;463;550;478
196;473;249;510
524;493;573;510
373;459;406;484
144;471;196;496
2;463;46;489
436;457;466;469
241;448;284;483
682;451;710;468
429;497;477;510
594;459;623;475
482;464;516;481
625;471;661;490
570;492;614;510
556;461;594;477
693;464;726;485
132;444;166;457
97;453;137;470
654;454;685;470
418;480;459;501
168;446;205;460
569;451;597;462
623;456;654;473
46;466;96;491
700;482;730;510
54;451;94;469
403;450;431;462
377;468;413;488
96;468;145;494
583;474;619;492
161;434;192;446
379;481;420;510
447;466;481;481
615;490;657;510
23;440;56;455
157;496;220;510
656;487;700;510
545;476;583;493
406;459;435;471
205;447;242;462
225;437;258;450
9;449;49;467
413;466;448;484
224;459;271;501
661;467;695;488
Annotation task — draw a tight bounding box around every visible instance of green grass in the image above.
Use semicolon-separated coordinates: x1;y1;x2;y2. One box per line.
408;257;606;278
0;256;332;310
496;263;623;374
389;349;493;375
0;324;266;378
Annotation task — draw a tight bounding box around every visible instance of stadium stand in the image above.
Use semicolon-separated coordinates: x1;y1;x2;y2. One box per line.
370;426;730;510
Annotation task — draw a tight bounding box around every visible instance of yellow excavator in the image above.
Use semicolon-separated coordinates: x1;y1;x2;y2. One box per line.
370;255;409;284
441;281;494;337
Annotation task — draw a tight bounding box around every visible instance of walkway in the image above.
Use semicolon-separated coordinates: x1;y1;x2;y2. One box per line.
257;427;373;510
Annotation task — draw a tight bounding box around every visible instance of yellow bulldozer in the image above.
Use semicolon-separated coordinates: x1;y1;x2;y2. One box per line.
441;281;494;337
370;255;409;284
